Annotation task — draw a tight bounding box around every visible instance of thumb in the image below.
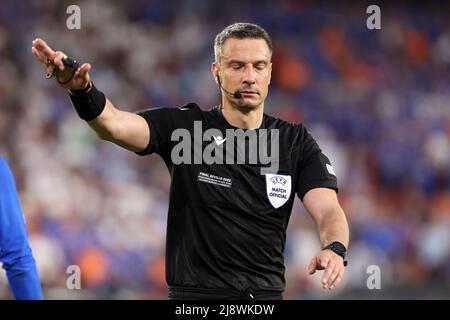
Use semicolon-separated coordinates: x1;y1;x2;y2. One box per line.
76;63;91;79
308;257;317;275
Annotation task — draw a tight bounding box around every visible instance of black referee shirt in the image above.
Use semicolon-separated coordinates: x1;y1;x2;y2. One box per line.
136;103;337;296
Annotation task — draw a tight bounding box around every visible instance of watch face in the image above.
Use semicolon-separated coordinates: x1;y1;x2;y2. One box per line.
332;242;347;253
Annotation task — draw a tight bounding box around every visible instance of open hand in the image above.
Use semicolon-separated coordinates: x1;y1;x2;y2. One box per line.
31;38;91;90
308;249;345;290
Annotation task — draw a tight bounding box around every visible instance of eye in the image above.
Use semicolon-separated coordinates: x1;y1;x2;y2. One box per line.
255;63;266;70
231;64;242;70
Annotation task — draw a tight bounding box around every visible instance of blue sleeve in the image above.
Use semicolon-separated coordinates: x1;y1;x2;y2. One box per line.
0;157;43;300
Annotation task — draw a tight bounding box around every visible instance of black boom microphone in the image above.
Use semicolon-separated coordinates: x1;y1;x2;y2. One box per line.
216;76;242;99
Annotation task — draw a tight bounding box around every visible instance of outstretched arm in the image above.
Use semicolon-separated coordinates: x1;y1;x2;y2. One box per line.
303;187;349;290
31;38;150;152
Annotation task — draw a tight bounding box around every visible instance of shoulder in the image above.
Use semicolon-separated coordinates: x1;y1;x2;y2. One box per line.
135;102;207;125
137;102;203;116
264;114;308;138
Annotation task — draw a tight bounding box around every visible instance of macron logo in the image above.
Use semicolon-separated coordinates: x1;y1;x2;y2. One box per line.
213;136;227;146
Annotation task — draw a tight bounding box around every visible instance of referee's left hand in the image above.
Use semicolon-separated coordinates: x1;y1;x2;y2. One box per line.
308;249;345;290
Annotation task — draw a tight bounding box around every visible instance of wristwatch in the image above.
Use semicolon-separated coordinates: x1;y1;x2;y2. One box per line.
322;241;348;266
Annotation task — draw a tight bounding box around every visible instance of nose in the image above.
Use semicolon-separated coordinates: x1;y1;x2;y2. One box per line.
242;64;256;85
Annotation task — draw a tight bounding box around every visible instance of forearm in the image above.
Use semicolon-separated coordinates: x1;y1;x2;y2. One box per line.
87;99;149;152
303;188;350;248
307;200;350;290
68;82;119;140
69;84;150;152
87;98;121;140
317;207;349;248
4;255;43;300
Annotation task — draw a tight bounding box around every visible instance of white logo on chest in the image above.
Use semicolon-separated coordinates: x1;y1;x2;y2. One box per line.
265;174;292;209
213;135;227;145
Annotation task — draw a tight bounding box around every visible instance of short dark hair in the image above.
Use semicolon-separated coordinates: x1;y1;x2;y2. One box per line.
214;22;273;63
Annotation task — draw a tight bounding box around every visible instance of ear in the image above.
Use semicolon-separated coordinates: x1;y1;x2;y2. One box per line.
268;62;272;85
212;62;220;84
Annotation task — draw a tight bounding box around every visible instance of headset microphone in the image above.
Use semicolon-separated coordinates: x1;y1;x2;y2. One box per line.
232;90;242;99
216;75;242;99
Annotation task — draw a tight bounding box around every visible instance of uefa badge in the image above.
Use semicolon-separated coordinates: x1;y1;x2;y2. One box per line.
265;174;292;209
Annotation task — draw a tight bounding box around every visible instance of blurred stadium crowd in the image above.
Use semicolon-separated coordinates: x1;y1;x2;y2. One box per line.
0;0;449;299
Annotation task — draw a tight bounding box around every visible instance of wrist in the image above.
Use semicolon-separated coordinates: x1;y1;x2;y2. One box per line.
68;82;92;96
67;82;106;121
322;241;348;266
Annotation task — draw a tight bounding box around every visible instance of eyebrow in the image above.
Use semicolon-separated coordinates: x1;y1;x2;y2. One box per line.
227;60;269;65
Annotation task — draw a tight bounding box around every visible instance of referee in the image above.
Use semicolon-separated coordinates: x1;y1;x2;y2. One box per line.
31;23;349;299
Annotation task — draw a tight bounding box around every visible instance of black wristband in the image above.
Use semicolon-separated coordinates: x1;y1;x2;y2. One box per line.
68;82;106;121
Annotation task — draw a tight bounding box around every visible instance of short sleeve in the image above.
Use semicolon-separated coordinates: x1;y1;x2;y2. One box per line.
296;127;338;201
134;103;200;157
134;107;175;156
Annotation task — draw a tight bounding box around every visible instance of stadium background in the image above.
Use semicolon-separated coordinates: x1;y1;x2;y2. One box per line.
0;0;449;299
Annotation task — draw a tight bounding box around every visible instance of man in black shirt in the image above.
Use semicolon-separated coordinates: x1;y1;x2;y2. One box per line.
31;22;349;299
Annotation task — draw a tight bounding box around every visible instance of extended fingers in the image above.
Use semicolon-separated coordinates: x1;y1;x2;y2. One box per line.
32;38;55;59
328;269;343;290
321;260;334;289
32;38;58;71
32;38;68;70
327;263;343;289
322;259;344;290
31;46;47;65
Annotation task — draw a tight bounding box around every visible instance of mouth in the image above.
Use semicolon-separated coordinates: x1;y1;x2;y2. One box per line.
239;90;259;97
